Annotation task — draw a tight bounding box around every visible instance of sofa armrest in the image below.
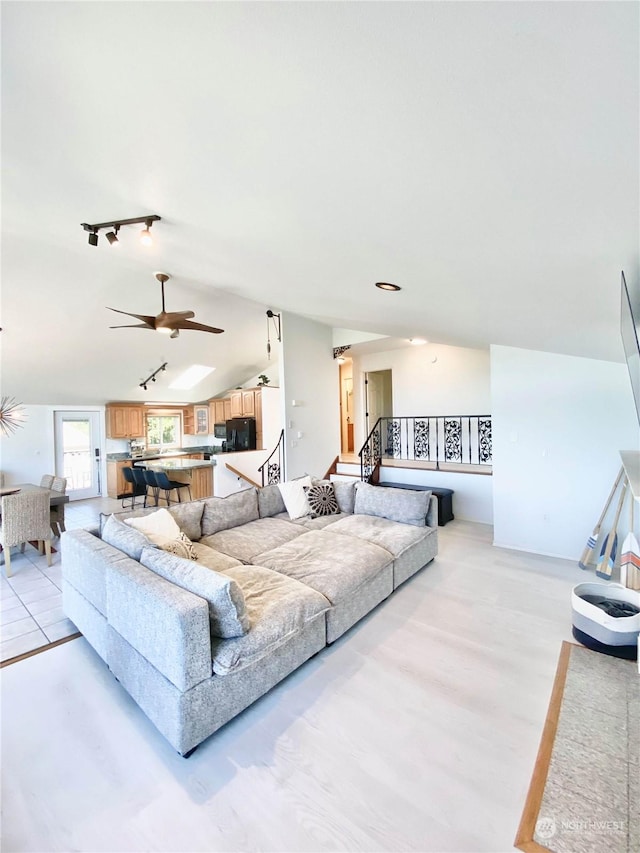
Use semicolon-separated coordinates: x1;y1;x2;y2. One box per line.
106;559;213;693
426;494;438;529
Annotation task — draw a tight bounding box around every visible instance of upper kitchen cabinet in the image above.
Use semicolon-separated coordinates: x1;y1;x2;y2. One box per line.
230;389;258;419
194;405;209;435
209;398;228;425
106;404;145;439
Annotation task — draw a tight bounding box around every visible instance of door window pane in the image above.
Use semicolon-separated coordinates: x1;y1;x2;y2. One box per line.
62;419;92;490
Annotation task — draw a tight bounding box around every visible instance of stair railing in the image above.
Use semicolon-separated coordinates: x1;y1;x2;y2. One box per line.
258;429;285;486
358;414;492;479
359;418;383;483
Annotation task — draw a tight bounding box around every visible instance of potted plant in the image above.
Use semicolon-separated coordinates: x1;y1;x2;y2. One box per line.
257;375;270;386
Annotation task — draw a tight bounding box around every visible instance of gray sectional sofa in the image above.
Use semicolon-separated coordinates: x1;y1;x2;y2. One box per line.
61;479;438;755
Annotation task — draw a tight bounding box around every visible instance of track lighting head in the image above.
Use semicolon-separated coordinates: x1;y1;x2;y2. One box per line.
81;215;161;248
140;219;154;247
106;225;120;246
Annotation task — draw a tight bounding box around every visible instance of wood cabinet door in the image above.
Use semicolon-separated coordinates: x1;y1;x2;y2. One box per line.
195;405;209;435
230;391;243;418
108;407;129;438
241;390;255;417
223;399;232;420
128;407;145;438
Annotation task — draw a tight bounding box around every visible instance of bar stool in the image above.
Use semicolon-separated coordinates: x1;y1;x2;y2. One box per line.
131;467;150;508
142;470;160;507
121;466;146;509
155;470;191;504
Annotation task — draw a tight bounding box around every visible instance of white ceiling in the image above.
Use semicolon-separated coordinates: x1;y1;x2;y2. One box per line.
2;1;638;405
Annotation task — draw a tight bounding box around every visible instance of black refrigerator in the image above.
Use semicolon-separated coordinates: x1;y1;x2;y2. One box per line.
225;418;257;451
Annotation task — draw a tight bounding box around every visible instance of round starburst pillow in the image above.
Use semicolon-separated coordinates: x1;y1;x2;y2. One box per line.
304;482;339;517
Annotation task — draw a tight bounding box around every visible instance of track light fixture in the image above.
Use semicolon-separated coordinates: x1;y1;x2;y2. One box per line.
140;362;167;391
266;310;281;360
81;215;161;248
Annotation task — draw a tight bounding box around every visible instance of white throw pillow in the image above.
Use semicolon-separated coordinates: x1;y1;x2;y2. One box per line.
277;476;313;520
125;508;182;546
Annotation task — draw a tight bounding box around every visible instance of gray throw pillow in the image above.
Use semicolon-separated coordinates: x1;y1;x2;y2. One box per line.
101;513;153;560
140;546;250;638
354;481;431;527
257;483;286;518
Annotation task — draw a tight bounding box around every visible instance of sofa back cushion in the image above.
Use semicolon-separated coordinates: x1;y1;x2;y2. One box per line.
139;546;250;638
354;481;431;527
257;483;286;518
101;499;206;542
312;479;356;514
102;513;153;560
201;488;259;536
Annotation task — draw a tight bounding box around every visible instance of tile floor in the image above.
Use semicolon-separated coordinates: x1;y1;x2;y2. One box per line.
1;495;122;663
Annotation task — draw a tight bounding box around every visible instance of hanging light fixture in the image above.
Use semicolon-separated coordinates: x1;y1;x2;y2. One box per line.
140;219;155;246
265;310;281;359
0;396;27;437
106;225;120;246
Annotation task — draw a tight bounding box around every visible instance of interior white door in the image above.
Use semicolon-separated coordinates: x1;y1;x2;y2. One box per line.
54;411;102;500
365;370;393;435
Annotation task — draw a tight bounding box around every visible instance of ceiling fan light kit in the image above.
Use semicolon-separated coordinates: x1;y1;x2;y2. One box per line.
108;272;224;337
80;214;161;248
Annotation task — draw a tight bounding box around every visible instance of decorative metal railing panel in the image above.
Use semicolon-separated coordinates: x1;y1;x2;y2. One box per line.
359;414;492;480
259;429;285;486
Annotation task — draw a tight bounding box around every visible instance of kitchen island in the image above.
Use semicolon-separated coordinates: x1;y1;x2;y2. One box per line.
135;458;215;501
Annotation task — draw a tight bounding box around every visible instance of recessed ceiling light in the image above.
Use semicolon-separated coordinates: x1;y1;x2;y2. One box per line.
409;338;427;345
169;364;215;390
375;282;401;292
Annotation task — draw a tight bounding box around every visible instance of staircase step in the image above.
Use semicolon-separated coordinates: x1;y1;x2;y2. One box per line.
330;472;360;482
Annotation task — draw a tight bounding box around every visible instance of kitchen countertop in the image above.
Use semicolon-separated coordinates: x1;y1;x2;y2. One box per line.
133;459;215;471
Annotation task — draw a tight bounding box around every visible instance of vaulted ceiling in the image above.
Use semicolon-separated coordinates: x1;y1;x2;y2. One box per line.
2;2;638;405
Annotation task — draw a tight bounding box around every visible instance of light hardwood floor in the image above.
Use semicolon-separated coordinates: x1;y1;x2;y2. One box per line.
1;519;594;852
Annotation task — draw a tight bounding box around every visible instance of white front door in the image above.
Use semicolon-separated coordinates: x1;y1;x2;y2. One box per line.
54;411;102;500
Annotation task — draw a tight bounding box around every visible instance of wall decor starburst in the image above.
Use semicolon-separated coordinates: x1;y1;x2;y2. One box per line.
0;396;26;437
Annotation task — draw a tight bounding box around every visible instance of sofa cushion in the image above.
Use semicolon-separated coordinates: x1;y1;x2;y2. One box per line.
139;546;250;638
209;564;330;675
354;481;431;527
327;513;435;557
102;513;153;560
313;478;356;514
257;483;286;518
200;517;305;563
191;542;243;572
201;488;259;536
101;500;206;542
277;476;313;520
253;529;393;604
300;512;350;530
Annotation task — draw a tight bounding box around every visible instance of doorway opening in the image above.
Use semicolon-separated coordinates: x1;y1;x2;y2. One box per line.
365;369;393;437
339;359;354;454
54;411;102;500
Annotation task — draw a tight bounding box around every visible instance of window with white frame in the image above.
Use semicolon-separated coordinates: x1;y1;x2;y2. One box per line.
146;413;182;451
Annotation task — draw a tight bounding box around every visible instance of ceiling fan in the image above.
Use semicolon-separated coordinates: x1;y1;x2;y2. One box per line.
107;272;224;338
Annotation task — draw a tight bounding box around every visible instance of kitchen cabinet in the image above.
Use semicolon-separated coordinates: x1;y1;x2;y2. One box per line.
230;389;257;419
194;405;209;435
209;398;229;426
106;460;133;498
106;405;145;439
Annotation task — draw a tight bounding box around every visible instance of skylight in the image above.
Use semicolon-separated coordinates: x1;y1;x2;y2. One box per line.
169;364;215;390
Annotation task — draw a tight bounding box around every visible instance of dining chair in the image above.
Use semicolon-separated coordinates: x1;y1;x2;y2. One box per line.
40;474;55;489
121;466;146;509
154;470;191;504
0;491;52;577
50;476;68;537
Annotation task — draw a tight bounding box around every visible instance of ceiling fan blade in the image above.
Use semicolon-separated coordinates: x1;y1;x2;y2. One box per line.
163;310;195;321
109;323;154;329
107;307;157;325
172;319;225;334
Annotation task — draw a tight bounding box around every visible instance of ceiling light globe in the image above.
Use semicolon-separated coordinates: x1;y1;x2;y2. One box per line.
140;228;153;247
156;326;173;335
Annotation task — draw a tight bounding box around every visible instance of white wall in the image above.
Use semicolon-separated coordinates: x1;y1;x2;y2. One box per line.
491;345;640;560
280;312;340;479
0;404;107;490
351;342;491;448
